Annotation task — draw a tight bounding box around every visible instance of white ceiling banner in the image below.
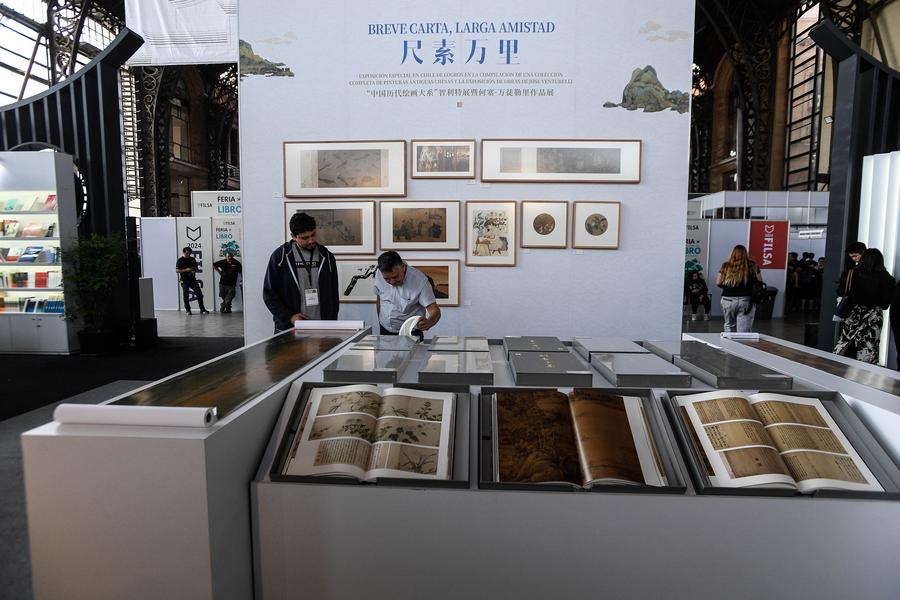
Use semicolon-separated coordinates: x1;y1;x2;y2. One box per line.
125;0;238;66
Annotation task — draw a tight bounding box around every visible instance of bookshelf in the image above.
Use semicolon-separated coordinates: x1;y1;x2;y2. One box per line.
0;152;78;354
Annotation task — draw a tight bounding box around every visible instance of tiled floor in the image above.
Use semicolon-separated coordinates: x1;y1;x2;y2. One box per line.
154;309;244;338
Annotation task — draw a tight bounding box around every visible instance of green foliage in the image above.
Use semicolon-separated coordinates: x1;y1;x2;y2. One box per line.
65;234;126;333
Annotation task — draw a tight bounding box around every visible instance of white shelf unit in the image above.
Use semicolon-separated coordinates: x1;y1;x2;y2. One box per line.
0;151;78;354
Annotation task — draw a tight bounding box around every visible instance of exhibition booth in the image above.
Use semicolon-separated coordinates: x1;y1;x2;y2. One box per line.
15;2;900;600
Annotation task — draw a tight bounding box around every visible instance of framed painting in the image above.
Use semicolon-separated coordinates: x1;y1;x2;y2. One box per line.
283;140;407;197
284;201;375;255
520;201;568;248
410;140;476;179
335;258;379;303
465;201;517;267
406;259;460;307
481;139;641;183
379;200;460;251
572;201;621;249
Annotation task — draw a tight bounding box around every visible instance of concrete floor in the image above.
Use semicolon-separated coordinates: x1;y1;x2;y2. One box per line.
154;309;244;338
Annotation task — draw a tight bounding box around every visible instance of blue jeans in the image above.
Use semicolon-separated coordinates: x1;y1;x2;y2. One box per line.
721;296;754;332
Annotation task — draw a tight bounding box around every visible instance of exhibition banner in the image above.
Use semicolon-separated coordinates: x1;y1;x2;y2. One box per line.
175;217;214;310
125;0;237;66
212;217;242;258
191;191;242;218
238;0;695;342
685;219;710;276
749;220;789;270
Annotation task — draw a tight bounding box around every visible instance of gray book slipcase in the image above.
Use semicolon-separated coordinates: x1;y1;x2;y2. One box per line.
323;349;410;384
671;342;793;389
591;352;692;387
508;351;593;387
572;337;649;360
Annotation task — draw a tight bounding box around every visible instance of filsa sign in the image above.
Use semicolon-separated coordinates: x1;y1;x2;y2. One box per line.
191;191;241;217
749;220;788;270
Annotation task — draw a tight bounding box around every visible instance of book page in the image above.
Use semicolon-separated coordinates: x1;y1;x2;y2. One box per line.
568;390;660;486
675;390;796;489
749;393;883;493
493;389;581;486
365;387;455;481
283;384;382;479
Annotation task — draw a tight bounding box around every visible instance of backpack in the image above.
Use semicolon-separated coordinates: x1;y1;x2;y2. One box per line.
751;272;768;304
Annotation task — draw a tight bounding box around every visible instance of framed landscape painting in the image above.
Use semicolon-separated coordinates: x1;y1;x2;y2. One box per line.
520;201;568;248
410;140;476;179
407;259;460;306
283;140;406;197
572;201;621;249
465;201;517;267
481;139;641;183
335;258;379;303
284;201;375;255
379;200;460;251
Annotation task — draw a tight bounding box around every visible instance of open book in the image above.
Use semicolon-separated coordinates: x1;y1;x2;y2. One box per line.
492;389;667;488
674;390;883;493
283;384;456;481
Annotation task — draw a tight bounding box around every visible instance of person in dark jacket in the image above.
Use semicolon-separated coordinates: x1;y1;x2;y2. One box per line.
833;248;894;364
263;212;340;332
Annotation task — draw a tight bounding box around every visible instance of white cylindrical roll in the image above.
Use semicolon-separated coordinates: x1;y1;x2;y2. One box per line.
53;404;217;427
294;320;365;330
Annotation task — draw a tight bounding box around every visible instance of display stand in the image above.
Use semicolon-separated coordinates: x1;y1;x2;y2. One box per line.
22;328;366;600
251;340;900;599
0;151;78;353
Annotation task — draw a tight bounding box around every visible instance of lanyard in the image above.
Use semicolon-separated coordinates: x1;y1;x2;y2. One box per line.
294;243;316;285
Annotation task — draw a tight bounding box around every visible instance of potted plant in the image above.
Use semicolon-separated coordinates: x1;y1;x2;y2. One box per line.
65;233;126;354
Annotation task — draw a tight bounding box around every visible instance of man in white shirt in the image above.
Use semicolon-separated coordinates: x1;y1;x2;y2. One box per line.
374;251;441;335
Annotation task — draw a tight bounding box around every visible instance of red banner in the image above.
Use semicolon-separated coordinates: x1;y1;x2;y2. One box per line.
749;220;788;270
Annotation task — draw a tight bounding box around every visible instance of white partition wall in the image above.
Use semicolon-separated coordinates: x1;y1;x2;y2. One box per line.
238;0;696;343
140;217;179;310
858;151;900;366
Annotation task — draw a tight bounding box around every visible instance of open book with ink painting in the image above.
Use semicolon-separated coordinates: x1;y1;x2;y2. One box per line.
674;390;883;493
283;384;455;481
492;388;668;488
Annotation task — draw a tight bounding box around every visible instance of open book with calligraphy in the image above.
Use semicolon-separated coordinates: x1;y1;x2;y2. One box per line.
492;388;667;487
674;390;883;493
283;384;455;481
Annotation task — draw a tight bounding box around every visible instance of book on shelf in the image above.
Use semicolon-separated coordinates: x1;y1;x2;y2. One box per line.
283;384;456;481
23;298;37;313
1;199;17;211
18;246;42;263
21;222;47;237
1;220;20;237
43;195;57;211
491;388;668;488
47;271;62;287
34;272;49;288
673;390;883;493
4;247;22;261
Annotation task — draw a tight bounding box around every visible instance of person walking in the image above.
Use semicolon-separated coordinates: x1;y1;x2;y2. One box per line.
213;253;242;313
175;247;209;315
716;244;761;333
834;248;894;364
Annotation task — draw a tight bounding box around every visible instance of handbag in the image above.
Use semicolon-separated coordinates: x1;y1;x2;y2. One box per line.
750;272;768;305
833;269;854;322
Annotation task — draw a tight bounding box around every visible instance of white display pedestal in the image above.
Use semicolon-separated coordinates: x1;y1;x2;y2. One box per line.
21;329;364;600
250;337;900;599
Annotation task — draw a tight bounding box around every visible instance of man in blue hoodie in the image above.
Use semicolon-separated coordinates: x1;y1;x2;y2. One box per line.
263;212;340;332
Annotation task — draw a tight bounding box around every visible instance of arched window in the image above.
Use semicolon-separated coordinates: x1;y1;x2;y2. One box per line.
170;79;191;162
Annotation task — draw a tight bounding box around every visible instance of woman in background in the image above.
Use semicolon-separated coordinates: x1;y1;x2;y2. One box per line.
834;248;894;364
716;245;761;332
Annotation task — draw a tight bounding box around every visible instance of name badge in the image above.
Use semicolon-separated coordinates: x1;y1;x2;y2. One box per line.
305;288;319;307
